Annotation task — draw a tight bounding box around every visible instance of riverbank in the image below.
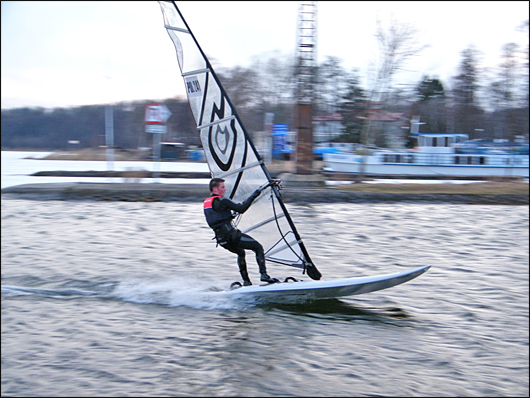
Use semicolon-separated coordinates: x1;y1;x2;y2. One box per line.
2;180;528;205
2;150;528;204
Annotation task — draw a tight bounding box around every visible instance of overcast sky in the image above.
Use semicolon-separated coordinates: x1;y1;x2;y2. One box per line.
1;1;528;110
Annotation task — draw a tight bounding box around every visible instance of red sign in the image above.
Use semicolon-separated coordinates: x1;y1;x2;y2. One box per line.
145;104;171;124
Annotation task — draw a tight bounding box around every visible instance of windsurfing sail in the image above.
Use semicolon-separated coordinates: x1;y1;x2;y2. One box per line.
158;1;321;280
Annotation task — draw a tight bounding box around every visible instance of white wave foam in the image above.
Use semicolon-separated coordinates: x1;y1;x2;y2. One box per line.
111;276;252;310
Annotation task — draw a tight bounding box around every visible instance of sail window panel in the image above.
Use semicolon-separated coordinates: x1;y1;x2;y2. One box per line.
241;214;303;268
240;214;286;235
266;238;306;268
166;30;206;75
239;214;290;251
166;31;184;70
267;253;306;268
244;214;299;255
266;237;303;259
232;192;298;265
267;250;305;268
239;205;289;240
179;34;207;74
159;2;188;31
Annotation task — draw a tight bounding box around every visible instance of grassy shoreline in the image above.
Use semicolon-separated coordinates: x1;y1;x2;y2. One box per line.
2;181;528;205
336;180;529;195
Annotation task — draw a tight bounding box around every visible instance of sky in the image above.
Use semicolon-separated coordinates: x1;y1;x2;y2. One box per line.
1;1;528;110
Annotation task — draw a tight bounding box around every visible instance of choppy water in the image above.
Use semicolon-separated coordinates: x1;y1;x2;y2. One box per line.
1;198;528;397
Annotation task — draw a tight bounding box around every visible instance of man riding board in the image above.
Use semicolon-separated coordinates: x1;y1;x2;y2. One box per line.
203;178;278;286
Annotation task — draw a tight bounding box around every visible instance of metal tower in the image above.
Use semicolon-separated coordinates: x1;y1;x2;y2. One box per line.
294;2;317;175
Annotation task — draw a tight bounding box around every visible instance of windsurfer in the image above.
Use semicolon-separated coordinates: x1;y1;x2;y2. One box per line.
204;178;278;286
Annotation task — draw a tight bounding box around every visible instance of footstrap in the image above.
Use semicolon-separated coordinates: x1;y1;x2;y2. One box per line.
229;281;242;290
283;277;300;283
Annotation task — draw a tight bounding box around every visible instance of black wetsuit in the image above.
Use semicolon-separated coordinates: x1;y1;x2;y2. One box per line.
203;191;267;282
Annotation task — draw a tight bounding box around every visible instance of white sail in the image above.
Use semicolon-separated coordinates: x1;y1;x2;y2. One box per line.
158;1;321;280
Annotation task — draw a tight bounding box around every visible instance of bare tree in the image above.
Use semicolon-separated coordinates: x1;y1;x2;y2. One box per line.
500;43;519;106
517;20;529;107
217;66;259;110
362;15;428;145
250;51;297;112
370;15;429;104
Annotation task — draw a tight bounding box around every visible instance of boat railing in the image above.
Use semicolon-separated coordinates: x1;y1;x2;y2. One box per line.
380;153;529;167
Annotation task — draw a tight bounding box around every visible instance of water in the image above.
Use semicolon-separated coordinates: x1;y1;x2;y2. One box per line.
1;151;211;189
1;151;496;190
2;197;528;396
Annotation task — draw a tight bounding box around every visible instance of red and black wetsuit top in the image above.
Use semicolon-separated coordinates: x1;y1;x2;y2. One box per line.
203;194;257;231
203;195;232;230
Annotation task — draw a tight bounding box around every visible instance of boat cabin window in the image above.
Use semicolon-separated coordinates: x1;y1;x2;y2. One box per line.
382;154;414;163
418;134;468;147
419;134;469;148
431;137;449;147
454;156;486;165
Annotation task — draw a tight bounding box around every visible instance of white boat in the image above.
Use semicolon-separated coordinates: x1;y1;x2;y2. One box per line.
323;133;529;178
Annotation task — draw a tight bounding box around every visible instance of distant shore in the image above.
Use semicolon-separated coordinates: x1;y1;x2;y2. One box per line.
2;149;528;205
2;180;528;205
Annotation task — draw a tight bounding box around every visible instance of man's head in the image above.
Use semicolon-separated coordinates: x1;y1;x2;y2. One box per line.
209;178;226;196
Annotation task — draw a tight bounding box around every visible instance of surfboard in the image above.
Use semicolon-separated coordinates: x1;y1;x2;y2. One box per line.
224;265;430;302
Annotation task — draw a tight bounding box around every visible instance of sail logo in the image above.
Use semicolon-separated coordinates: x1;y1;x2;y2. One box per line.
207;97;237;172
185;76;202;98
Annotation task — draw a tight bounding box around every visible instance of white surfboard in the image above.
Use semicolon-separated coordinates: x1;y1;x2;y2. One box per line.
225;265;431;302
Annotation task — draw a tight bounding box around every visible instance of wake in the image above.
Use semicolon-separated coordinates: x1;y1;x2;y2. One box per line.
1;276;254;311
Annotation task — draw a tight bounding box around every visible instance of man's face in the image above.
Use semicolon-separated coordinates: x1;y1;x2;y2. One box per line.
213;181;226;197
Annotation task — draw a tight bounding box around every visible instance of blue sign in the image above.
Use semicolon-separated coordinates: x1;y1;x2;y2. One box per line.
272;124;289;157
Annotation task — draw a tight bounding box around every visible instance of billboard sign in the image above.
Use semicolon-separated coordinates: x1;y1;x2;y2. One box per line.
145;104;171;124
272;124;288;157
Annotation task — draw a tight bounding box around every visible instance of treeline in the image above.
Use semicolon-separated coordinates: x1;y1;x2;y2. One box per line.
1;99;199;150
2;19;529;150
